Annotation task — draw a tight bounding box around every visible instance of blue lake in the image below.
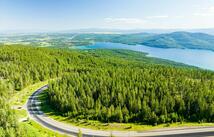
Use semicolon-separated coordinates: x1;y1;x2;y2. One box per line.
73;42;214;71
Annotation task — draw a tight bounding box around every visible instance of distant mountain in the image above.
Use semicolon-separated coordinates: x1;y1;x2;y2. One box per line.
1;30;214;51
187;29;214;35
70;31;214;51
2;28;214;35
61;28;214;35
141;32;214;50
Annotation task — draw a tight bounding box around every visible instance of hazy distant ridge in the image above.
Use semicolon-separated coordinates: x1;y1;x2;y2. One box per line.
140;32;214;50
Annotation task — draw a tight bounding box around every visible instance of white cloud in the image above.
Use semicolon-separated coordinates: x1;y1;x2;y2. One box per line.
146;15;169;19
209;6;214;12
193;13;212;17
193;6;214;17
174;15;185;18
103;17;149;29
104;18;146;25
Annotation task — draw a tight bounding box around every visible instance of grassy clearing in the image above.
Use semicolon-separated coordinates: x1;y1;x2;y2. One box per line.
39;90;214;131
10;80;49;106
11;80;68;137
20;120;69;137
14;109;28;119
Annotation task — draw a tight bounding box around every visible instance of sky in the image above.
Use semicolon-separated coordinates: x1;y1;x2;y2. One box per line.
1;0;214;31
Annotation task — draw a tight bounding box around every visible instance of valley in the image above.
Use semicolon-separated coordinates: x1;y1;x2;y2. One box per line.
1;0;214;137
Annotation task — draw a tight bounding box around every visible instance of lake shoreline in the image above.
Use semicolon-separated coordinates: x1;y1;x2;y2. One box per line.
73;42;214;71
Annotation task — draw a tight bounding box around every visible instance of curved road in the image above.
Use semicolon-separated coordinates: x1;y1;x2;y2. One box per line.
27;85;214;137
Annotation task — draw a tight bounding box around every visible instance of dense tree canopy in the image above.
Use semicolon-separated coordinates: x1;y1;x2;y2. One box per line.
0;45;184;92
48;66;214;125
0;45;185;136
0;80;21;137
0;45;213;137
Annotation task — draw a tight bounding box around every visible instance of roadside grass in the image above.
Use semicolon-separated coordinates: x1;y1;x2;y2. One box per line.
10;80;49;106
13;80;214;133
20;120;69;137
15;109;28;119
11;80;68;137
39;90;214;131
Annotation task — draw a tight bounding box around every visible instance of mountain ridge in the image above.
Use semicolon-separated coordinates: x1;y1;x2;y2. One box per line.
139;31;214;50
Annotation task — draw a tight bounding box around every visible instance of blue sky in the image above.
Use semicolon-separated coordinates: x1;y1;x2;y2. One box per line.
1;0;214;31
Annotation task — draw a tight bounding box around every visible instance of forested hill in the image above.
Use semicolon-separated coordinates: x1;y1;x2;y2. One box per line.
46;51;214;125
49;67;214;124
0;45;190;91
73;32;214;51
141;32;214;50
0;45;194;136
0;45;213;136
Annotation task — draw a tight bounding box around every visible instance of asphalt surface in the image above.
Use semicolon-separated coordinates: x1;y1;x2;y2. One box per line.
27;85;214;137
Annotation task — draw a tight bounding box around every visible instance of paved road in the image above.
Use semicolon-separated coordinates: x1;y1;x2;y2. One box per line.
27;85;214;137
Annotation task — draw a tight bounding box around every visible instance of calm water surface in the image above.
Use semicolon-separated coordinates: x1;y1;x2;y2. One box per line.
74;42;214;71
